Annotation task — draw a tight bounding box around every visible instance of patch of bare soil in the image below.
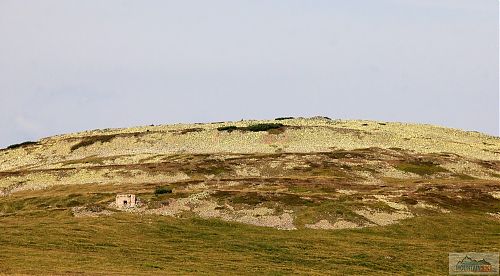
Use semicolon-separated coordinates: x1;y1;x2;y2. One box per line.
373;195;409;211
355;208;414;226
232;209;295;230
414;201;450;213
142;191;297;230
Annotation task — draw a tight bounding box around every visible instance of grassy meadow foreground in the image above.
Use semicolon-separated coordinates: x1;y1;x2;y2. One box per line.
0;117;499;274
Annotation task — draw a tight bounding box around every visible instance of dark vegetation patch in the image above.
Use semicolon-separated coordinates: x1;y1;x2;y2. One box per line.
246;123;284;132
395;160;448;176
273;193;315;206
217;123;286;133
295;161;350;179
400;197;418;205
61;155;120;166
217;126;238;132
185;164;228;176
154;186;173;195
68;131;163;151
142;263;163;270
176;128;203;135
70;135;117;151
420;193;468;210
452;174;476;180
229;192;267;205
274;117;294;121
294;198;367;226
459;186;499;203
5;141;39;150
321;147;399;161
214;191;314;206
142;189;189;209
478;160;500;171
412;185;499;212
322;150;372;160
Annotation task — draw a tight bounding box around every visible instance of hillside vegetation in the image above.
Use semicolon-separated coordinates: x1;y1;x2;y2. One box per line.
0;117;499;275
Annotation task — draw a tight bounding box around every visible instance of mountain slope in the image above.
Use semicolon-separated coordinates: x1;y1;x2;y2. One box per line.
0;117;499;275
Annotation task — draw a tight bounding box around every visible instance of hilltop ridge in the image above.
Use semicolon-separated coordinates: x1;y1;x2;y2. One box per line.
1;117;499;174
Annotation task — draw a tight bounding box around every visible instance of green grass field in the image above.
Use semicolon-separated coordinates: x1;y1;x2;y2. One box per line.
0;208;498;275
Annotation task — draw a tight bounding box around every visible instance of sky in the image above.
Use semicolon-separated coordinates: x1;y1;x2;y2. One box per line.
0;0;498;148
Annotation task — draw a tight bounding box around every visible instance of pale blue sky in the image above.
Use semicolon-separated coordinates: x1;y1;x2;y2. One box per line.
0;0;498;147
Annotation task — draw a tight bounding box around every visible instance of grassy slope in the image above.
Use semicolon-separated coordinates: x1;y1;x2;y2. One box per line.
0;210;499;275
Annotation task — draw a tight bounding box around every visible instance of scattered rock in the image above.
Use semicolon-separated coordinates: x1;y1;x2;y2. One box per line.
487;212;500;221
337;189;358;196
235;211;296;230
305;219;335;229
355;208;413;226
332;220;361;229
374;195;408;211
415;201;450;213
490;192;500;200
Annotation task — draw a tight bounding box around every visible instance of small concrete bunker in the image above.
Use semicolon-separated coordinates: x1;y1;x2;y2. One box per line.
116;194;136;208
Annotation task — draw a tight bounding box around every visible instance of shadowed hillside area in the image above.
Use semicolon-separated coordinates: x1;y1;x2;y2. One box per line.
0;117;499;275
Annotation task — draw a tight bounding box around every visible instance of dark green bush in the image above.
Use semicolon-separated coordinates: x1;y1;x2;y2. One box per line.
217;126;238;132
155;186;173;195
70;135;116;151
245;123;284;132
179;128;203;134
217;123;286;133
6;141;38;150
275;117;294;121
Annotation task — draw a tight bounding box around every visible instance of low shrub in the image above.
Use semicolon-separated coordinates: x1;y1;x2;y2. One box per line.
275;117;294;121
217;123;286;133
245;123;284;132
70;135;116;151
155;186;173;195
6;141;38;150
217;126;238;132
179;128;203;134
